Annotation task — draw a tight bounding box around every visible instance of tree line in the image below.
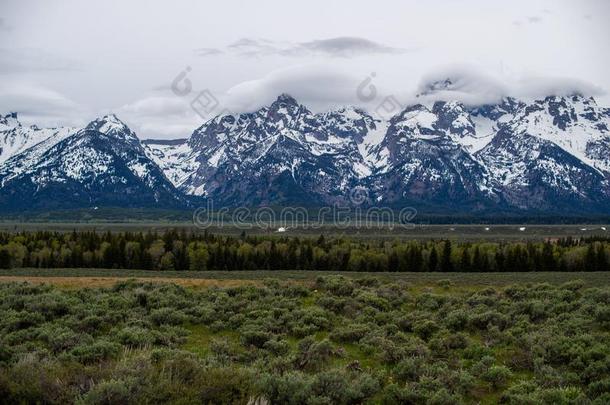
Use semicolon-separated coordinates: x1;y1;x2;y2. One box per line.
0;230;608;272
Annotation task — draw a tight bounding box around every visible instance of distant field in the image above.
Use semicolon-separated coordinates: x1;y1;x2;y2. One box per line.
0;222;609;241
1;268;609;287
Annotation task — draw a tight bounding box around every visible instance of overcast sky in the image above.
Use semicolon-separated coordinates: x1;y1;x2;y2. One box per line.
1;0;608;139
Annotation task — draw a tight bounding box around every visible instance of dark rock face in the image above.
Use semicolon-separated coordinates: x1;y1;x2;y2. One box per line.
1;93;609;215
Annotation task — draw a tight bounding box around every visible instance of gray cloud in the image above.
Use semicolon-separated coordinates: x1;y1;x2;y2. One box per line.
0;81;85;127
0;48;80;73
194;48;224;57
289;37;407;57
117;96;201;139
0;18;11;31
514;14;545;26
199;37;409;59
2;0;607;138
224;38;280;57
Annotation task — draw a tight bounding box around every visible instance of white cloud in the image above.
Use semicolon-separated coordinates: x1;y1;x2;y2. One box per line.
120;96;191;117
0;18;11;31
194;48;224;57
296;37;407;57
224;64;364;113
117;95;201;139
201;37;410;59
513;76;605;99
416;65;509;106
0;48;80;73
415;65;605;106
0;80;84;127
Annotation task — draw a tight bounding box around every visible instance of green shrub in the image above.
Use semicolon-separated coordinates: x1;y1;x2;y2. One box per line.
263;339;291;356
241;328;273;348
149;307;187;326
258;371;313;404
394;358;422;382
81;379;134;405
316;276;354;297
412;320;439;340
196;367;254;404
356;291;390;311
444;309;469;331
116;326;154;347
296;338;335;371
482;365;512;388
0;277;608;404
330;323;369;343
70;340;121;364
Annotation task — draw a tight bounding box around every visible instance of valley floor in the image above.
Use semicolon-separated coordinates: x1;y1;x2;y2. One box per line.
1;268;610;287
0;272;608;404
0;222;609;241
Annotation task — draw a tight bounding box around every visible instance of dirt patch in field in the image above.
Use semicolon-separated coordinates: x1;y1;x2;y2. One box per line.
0;276;262;289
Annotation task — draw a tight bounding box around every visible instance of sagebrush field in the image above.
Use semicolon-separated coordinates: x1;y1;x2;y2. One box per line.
0;276;608;404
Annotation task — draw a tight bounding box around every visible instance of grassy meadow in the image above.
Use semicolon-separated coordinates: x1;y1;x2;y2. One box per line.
0;273;609;404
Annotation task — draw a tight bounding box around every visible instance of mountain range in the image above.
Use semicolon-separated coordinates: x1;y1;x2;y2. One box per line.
1;90;609;215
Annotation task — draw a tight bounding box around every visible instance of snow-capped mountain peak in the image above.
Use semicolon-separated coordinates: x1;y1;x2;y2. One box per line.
0;113;21;131
0;113;185;210
0;112;77;165
506;94;610;174
1;93;610;214
84;114;140;144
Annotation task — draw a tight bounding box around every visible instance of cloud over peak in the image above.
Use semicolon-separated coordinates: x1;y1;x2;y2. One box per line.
224;64;362;113
417;65;605;106
294;37;407;57
198;36;410;59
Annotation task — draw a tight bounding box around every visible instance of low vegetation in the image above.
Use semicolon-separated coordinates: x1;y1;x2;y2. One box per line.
0;277;608;404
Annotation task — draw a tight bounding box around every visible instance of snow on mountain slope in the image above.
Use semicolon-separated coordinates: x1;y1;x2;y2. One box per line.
476;125;609;211
95;94;610;211
365;103;497;207
0;113;20;130
1;91;609;213
506;95;610;174
143;139;198;188
173;94;385;202
0;114;185;210
0;113;76;164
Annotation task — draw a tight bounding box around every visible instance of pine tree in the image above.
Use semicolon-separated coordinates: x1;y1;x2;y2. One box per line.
388;251;400;272
585;244;597;271
472;247;483;272
494;250;505;272
0;248;11;269
541;242;556;272
441;240;453;272
596;244;608;272
460;248;471;272
428;246;438;272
